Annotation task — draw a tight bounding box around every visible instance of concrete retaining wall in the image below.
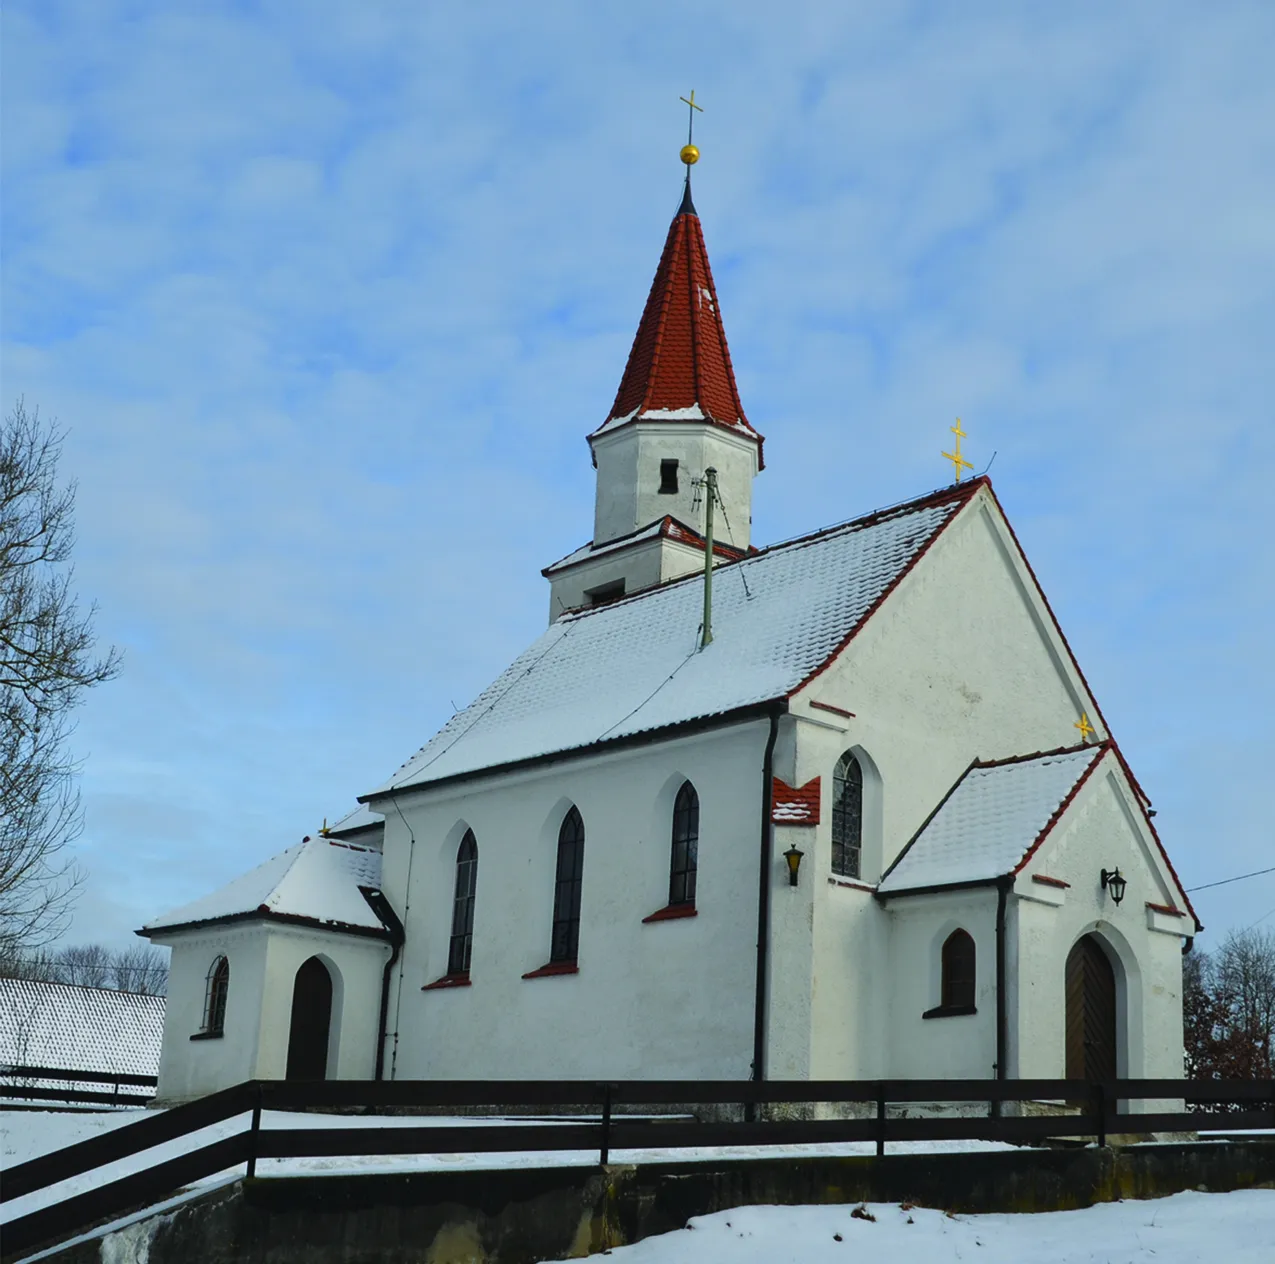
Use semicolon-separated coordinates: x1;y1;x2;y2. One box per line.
42;1141;1275;1264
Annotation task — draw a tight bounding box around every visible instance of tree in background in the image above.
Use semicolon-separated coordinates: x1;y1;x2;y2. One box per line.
0;940;168;995
1184;928;1275;1084
0;400;120;955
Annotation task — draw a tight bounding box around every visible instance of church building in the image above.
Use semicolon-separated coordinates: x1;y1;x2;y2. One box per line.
142;157;1198;1105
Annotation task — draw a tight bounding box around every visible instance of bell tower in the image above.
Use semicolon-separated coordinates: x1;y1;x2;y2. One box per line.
543;131;763;621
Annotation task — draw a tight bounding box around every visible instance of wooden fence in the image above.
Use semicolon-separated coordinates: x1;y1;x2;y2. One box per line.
0;1064;158;1108
3;1078;1272;1259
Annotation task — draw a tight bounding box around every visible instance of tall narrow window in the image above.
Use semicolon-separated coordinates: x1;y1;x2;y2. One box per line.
669;782;699;906
941;930;977;1010
447;830;479;977
550;807;585;963
659;459;679;493
203;955;229;1034
831;751;863;878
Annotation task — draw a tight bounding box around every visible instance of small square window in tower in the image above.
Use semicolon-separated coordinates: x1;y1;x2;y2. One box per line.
659;459;679;494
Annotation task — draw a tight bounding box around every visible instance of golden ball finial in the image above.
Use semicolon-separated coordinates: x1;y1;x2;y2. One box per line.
680;143;700;166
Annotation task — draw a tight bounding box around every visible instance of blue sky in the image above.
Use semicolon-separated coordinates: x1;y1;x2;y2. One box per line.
3;1;1272;950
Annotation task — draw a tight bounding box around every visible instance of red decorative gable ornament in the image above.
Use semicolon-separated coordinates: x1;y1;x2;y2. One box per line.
596;183;764;465
772;776;821;826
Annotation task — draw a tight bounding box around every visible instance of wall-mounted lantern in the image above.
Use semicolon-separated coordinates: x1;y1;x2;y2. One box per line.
783;845;805;887
1101;867;1127;906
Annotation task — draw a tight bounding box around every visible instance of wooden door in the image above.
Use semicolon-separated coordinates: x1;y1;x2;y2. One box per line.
1065;935;1118;1082
286;956;333;1081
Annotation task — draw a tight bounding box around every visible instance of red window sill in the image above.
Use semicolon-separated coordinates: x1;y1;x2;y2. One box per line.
422;973;472;991
522;961;579;980
642;903;698;923
1031;874;1071;889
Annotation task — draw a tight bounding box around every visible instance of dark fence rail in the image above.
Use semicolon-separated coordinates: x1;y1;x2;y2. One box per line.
0;1064;157;1109
3;1077;1272;1260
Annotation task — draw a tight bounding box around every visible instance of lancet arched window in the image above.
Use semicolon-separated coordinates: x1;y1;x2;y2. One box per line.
669;781;699;907
550;807;585;963
831;751;863;879
203;955;229;1034
941;929;976;1010
447;830;479;977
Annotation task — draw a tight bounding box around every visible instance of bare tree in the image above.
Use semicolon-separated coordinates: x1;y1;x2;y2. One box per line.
110;941;169;995
0;940;168;994
1183;929;1275;1087
0;399;120;954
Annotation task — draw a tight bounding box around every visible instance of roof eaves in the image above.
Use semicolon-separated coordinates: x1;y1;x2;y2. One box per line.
1104;738;1202;932
139;908;391;942
362;698;789;804
875;876;1003;901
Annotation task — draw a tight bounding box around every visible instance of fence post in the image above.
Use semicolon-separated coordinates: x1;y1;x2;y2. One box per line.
246;1084;263;1179
599;1083;614;1167
1094;1082;1107;1149
875;1084;886;1159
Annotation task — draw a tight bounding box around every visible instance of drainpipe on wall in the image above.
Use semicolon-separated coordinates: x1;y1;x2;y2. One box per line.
751;706;785;1102
359;886;406;1081
993;875;1012;1114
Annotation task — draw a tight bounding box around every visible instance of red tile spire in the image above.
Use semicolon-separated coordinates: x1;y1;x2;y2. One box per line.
597;179;764;463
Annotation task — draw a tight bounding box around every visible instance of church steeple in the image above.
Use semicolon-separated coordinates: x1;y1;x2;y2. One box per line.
543;135;764;621
593;179;763;461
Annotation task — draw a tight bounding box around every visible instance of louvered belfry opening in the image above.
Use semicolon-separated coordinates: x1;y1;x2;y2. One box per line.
1065;934;1118;1082
286;956;334;1081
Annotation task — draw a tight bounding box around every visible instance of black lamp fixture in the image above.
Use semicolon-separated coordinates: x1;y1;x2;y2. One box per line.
783;844;805;887
1101;867;1128;906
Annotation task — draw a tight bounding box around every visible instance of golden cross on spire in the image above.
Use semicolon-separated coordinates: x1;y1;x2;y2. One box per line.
680;90;703;165
942;418;974;483
1074;712;1096;742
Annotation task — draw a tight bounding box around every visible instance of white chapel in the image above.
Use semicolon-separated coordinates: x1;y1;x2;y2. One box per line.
142;163;1198;1105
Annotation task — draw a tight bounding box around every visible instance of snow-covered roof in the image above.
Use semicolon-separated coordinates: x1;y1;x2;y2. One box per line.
0;978;164;1077
879;745;1105;894
370;482;978;796
143;835;385;936
325;803;384;839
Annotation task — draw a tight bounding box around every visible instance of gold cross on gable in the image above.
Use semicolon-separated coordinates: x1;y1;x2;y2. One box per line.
942;418;974;483
1075;712;1096;741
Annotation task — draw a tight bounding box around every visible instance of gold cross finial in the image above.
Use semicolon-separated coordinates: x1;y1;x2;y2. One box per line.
1074;712;1096;742
942;418;974;483
679;90;703;165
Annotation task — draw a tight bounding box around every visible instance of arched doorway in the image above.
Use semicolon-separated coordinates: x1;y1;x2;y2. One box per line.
1065;935;1118;1081
286;956;333;1081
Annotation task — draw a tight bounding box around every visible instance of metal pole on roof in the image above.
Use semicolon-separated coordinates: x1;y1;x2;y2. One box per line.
701;467;717;649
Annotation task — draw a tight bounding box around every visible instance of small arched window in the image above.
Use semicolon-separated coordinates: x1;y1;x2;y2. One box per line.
447;830;479;977
832;751;863;879
550;807;585;963
941;930;976;1011
669;782;699;907
203;955;229;1034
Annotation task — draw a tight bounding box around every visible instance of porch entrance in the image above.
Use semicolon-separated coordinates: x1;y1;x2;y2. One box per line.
1065;934;1118;1081
285;956;333;1081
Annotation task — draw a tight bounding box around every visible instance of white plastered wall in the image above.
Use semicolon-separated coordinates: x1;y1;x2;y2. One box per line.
149;920;389;1103
883;888;1000;1079
372;717;772;1081
1012;753;1189;1105
782;486;1111;1080
590;422;758;548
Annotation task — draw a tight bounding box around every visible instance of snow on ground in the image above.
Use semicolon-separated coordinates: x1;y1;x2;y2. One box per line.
541;1192;1275;1264
1;1107;1015;1223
